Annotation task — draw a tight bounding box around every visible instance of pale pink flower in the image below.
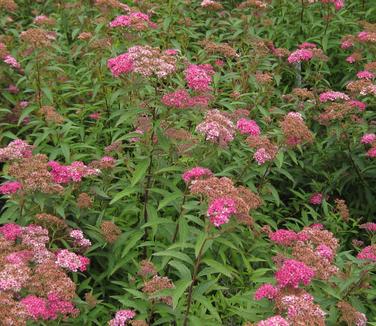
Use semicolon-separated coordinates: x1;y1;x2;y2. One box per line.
257;316;289;326
287;49;313;63
3;55;20;69
319;91;349;102
253;148;272;165
182;167;213;184
109;309;136;326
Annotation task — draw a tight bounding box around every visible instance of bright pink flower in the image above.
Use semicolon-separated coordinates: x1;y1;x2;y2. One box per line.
298;42;316;49
357;245;376;261
164;49;178;56
215;59;224;67
270;230;299;246
254;148;272;165
257;316;289;326
56;249;88;272
361;133;376;144
367;147;376;158
6;250;33;265
109;12;154;30
109;309;136;326
287;49;313;63
207;197;236;227
309;193;323;205
346;55;357;63
0;139;33;162
358;31;369;42
89;112;101;120
341;40;353;49
182;167;213;184
107;53;134;77
21;295;52;320
48;161;100;184
319;91;349;102
348;100;366;111
254;284;278;300
360;223;376;232
236;118;261;136
0;223;23;241
185;64;215;92
3;55;20;69
357;70;375;80
0;181;22;194
275;259;315;288
316;244;334;261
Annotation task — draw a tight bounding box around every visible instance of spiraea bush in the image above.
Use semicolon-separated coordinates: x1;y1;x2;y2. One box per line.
0;0;376;325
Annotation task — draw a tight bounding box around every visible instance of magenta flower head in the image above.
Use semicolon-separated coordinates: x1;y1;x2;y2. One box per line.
309;192;323;205
367;147;376;158
0;223;23;241
254;283;278;300
185;64;215;92
107;53;134;77
182;167;213;184
253;148;272;165
109;309;136;326
269;229;299;246
357;70;375;80
361;133;376;144
357;245;376;262
0;181;22;195
257;315;289;326
319;91;349;103
359;223;376;232
275;259;315;288
236;118;261;136
207;197;237;227
287;49;313;64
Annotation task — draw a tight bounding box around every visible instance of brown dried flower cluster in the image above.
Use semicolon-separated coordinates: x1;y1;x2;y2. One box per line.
39;105;64;124
95;0;128;11
0;0;17;11
202;1;223;10
280;113;314;147
292;88;314;100
317;103;354;125
201;40;238;58
34;15;56;26
8;154;64;193
20;28;55;49
34;213;67;230
105;140;123;153
165;128;198;155
346;79;373;95
337;301;367;326
246;135;279;160
0;292;28;326
255;72;273;85
78;32;93;41
130;321;149;326
84;292;98;308
89;37;112;50
190;176;262;226
335;198;350;221
142;275;174;305
100;221;122;243
364;61;376;72
359;20;376;33
77;192;93;208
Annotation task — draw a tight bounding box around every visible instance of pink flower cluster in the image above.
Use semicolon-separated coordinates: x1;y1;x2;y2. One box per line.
107;53;133;77
55;249;90;272
361;133;376;144
236;118;261;136
287;49;313;63
3;55;21;69
21;293;77;320
257;316;289;326
309;192;323;205
182;167;213;184
207;197;237;227
254;283;278;300
185;64;215;92
161;89;211;109
357;70;375;80
253;148;272;165
0;223;23;241
109;12;156;30
0;139;33;161
69;229;92;248
357;245;376;261
359;223;376;232
0;181;22;194
48;161;100;184
319;91;350;102
269;229;308;246
348;99;366;111
196;109;235;146
321;0;344;10
109;309;136;326
275;259;315;288
281;293;326;321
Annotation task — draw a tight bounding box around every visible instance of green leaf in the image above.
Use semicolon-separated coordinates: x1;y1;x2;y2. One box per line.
157;191;182;211
110;187;138;205
172;279;191;309
131;158;150;186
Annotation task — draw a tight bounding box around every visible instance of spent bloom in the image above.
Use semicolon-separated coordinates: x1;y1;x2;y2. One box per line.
185;64;215;92
109;309;136;326
0;181;22;195
275;259;315;288
207;197;237;227
182;167;213;184
236;118;261;136
0;139;33;162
